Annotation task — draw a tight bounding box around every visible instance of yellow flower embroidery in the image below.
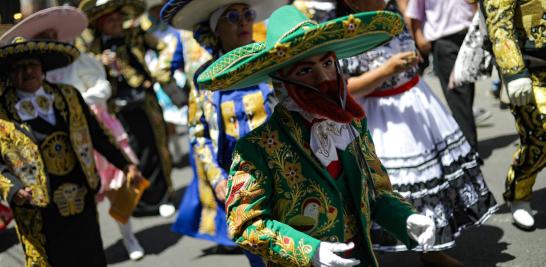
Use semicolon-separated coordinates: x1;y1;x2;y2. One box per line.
241;230;269;251
259;130;281;154
284;162;304;185
270;43;291;62
343;15;362;36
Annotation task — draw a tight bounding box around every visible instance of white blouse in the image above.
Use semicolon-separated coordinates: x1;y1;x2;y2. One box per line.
47;52;112;106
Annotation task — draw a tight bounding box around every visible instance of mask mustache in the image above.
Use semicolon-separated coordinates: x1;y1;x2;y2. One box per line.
316;80;342;101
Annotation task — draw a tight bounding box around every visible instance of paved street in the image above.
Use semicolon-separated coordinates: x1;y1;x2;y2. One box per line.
1;74;545;267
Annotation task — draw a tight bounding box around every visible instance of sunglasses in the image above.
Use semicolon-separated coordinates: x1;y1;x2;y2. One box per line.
223;9;257;25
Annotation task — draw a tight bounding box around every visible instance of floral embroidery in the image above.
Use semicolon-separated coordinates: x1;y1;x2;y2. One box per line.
271;42;291;61
258;128;282;154
283;162;304;185
343;15;362;36
224;103;420;266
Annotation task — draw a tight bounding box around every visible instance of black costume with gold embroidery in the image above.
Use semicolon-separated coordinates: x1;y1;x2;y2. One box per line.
78;27;173;214
482;0;546;201
0;82;130;267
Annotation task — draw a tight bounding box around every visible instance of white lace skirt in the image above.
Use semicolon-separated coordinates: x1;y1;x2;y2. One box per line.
361;78;498;251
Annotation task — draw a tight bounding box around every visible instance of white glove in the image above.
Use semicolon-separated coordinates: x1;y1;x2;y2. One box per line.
312;242;361;267
406;214;436;252
507;77;533;106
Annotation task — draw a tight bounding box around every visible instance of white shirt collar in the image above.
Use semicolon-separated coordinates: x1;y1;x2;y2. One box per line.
16;86;46;99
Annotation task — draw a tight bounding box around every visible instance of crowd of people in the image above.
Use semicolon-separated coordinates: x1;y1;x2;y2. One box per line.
0;0;544;266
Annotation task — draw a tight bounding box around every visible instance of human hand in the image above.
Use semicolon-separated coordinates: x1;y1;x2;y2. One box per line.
101;49;117;66
507;77;533;106
415;37;432;56
124;164;144;187
312;242;360;267
13;187;33;206
214;179;228;202
384;51;419;75
406;214;435;252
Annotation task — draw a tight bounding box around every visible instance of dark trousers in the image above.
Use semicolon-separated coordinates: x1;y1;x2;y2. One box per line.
118;105;170;214
432;30;478;150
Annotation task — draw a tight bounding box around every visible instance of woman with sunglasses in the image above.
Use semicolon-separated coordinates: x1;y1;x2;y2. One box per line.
161;0;286;265
336;0;498;266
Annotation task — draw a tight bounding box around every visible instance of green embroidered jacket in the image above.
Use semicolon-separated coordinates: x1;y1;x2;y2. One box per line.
226;106;416;267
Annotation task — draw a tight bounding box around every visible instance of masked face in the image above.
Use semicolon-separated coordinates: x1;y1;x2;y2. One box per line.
10;58;44;93
276;52;365;123
97;11;124;37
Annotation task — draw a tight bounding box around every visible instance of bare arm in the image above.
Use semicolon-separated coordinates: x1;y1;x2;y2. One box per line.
395;0;413;27
347;64;393;97
347;52;419;97
409;18;431;56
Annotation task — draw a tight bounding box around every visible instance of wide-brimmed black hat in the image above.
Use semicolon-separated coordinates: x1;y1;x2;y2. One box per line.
79;0;146;25
0;37;80;73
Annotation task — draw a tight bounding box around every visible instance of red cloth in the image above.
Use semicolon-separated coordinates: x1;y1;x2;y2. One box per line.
0;203;13;231
326;160;342;179
368;76;419;97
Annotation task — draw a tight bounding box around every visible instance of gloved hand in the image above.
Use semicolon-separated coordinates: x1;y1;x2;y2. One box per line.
312;242;360;267
406;214;435;252
507;77;533;106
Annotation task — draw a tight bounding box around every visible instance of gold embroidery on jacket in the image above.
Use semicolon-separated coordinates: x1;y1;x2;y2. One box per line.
0;120;49;207
55;85;100;190
40;132;76;176
53;183;87;216
13;207;50;266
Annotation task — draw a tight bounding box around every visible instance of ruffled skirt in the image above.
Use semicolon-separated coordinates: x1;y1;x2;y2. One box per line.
91;104;139;202
361;78;498;251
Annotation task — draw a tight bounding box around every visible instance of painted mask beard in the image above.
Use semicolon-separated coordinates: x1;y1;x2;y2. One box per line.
284;77;365;124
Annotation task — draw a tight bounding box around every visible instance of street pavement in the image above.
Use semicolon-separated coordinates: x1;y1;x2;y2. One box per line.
1;74;545;267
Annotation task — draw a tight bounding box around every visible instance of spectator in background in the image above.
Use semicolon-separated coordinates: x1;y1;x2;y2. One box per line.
406;0;486;150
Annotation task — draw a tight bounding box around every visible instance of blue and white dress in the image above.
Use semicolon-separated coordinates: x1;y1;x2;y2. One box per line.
172;59;275;247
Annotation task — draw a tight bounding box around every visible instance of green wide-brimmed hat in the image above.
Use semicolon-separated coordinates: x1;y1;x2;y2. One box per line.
197;5;403;91
0;37;80;73
79;0;146;24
